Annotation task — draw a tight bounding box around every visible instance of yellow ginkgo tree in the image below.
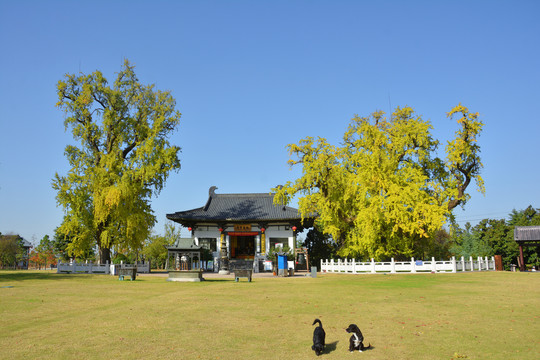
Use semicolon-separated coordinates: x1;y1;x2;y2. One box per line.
274;105;484;260
53;60;181;263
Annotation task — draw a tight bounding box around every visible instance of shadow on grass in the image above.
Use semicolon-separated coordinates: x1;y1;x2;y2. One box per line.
201;278;236;283
361;344;375;353
0;271;88;282
328;342;375;355
324;341;339;354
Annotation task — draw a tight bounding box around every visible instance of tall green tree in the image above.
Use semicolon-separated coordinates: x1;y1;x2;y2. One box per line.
53;60;181;263
473;219;511;258
274;105;484;260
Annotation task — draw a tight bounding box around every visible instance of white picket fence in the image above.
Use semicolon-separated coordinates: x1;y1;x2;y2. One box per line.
57;261;150;275
321;256;495;274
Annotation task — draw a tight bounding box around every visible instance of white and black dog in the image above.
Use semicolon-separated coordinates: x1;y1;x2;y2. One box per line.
312;318;326;356
345;324;371;352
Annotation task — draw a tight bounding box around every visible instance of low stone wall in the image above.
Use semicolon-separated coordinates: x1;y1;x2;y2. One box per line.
167;270;205;282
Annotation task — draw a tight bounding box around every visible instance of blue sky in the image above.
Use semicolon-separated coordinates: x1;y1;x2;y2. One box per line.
1;0;539;244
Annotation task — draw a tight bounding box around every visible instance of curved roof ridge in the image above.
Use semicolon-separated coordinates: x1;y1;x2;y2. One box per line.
216;192;274;197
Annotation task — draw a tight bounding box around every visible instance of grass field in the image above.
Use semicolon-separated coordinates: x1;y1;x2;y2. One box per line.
0;271;538;360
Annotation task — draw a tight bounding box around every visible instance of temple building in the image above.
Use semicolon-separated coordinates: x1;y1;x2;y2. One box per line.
166;186;313;272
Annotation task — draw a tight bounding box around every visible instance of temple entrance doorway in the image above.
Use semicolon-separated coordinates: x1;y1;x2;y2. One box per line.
230;235;256;260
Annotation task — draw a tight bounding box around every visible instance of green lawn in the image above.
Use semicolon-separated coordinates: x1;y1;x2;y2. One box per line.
0;271;538;359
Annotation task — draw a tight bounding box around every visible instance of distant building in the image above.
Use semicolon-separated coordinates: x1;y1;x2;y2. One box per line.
166;186;313;272
0;234;32;269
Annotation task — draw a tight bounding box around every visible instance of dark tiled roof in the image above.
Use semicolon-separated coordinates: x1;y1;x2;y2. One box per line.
166;187;306;224
514;226;540;242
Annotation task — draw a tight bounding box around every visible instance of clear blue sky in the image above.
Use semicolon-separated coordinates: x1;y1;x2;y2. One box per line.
1;0;539;245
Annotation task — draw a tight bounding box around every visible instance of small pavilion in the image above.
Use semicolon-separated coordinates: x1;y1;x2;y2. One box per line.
514;226;540;271
165;238;205;282
165;238;202;271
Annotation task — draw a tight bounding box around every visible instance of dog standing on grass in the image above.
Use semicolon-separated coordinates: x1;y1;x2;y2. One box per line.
312;318;326;356
345;324;371;352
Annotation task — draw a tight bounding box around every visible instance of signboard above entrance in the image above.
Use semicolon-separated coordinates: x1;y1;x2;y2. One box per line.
234;224;252;232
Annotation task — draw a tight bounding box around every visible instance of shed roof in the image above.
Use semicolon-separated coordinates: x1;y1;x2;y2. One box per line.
514;226;540;242
166;186;311;226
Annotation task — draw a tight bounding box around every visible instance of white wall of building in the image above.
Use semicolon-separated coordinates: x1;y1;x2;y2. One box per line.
192;226;295;258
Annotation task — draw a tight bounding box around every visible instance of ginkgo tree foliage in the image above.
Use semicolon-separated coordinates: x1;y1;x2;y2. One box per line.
53;60;181;263
274;105;484;260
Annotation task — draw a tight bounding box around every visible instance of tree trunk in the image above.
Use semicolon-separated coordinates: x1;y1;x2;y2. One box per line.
96;222;111;263
99;246;111;264
448;169;472;211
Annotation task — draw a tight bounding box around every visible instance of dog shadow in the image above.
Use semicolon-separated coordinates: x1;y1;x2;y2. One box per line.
324;341;339;354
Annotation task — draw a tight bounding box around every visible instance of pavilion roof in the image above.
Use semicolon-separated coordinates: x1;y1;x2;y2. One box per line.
166;238;202;251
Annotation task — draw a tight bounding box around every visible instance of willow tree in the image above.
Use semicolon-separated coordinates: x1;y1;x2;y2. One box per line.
53;60;181;263
274;105;484;260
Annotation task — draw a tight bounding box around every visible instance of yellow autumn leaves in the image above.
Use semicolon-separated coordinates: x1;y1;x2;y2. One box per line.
274;105;484;260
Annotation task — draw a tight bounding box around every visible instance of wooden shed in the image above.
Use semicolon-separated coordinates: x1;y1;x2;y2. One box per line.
514;226;540;271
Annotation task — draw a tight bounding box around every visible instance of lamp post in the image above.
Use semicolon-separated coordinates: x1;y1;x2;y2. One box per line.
292;225;298;271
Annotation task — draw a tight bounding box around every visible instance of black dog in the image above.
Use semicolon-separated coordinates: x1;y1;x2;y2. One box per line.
345;324;371;352
312;318;326;356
